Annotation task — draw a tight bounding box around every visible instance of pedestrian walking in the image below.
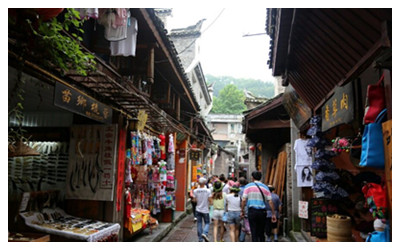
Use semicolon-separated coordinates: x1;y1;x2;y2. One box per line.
193;177;212;242
211;181;226;242
265;185;282;242
189;182;198;222
226;185;242;242
238;177;249;242
241;171;276;242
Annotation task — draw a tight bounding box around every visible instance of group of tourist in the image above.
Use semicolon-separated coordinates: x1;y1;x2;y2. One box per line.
189;171;282;242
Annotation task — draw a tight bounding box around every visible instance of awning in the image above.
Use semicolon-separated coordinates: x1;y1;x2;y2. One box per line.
267;8;392;111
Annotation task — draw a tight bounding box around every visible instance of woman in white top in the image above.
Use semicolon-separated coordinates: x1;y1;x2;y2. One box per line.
226;185;241;242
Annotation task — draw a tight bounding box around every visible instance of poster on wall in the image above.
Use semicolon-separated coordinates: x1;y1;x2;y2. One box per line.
299;200;309;219
66;124;118;201
296;165;313;187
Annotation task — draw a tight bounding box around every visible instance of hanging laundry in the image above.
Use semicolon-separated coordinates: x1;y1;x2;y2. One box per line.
110;15;138;56
76;8;99;19
98;8;128;41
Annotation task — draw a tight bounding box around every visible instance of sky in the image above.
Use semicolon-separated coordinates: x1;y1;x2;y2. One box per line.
167;7;275;83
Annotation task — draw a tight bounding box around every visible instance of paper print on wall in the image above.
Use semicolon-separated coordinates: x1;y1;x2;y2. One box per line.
296;165;313;187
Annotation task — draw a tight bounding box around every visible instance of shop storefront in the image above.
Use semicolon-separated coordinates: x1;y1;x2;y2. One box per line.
8;8;213;242
267;8;392;242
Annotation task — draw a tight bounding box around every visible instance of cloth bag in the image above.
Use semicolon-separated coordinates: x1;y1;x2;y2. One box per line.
362;182;387;219
364;74;386;124
359;109;387;168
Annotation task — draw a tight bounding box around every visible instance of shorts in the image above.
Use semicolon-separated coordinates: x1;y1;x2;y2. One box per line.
227;211;241;225
213;209;224;220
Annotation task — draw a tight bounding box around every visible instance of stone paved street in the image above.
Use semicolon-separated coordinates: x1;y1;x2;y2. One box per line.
161;213;290;242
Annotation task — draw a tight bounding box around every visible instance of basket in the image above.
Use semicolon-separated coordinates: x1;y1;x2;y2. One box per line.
326;214;353;242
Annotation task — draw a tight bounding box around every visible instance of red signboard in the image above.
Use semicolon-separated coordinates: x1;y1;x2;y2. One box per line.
116;129;127;212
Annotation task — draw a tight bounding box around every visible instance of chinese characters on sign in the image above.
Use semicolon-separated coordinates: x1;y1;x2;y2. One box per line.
136;109;148;131
101;125;117;189
321;83;354;132
190;150;200;161
54;82;112;124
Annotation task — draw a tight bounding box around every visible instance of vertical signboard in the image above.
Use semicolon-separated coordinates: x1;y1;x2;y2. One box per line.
116;129;127;212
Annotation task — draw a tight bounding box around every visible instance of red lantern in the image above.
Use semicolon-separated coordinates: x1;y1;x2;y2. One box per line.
249;146;255;152
35;8;64;21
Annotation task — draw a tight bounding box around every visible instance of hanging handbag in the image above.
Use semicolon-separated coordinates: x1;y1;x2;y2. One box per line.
364;74;386;125
359;109;387;168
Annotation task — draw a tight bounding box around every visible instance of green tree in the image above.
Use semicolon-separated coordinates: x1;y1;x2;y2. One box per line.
206;74;275;98
211;84;246;114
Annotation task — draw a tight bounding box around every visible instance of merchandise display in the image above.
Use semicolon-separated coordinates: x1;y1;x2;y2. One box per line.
19;208;120;242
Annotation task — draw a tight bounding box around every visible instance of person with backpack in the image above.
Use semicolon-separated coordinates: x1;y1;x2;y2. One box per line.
241;171;276;242
226;185;242;242
211;181;226;242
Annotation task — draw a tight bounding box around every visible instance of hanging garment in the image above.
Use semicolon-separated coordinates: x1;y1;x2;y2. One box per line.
76;8;99;19
167;153;175;170
168;134;175;153
131;132;140;165
98;8;128;41
125;158;133;184
110;15;138;56
154;138;161;159
159;134;166;160
146;138;153;166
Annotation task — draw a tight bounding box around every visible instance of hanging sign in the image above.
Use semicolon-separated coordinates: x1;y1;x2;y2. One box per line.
136;109;148;131
54;82;112;124
322;82;354;132
282;84;312;130
190;150;201;161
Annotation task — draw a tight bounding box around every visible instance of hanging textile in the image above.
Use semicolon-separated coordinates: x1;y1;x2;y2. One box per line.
98;8;128;41
159;134;166;160
110;15;138;56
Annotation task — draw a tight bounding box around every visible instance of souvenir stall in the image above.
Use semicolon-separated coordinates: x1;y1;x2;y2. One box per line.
295;74;390;242
123;130;177;238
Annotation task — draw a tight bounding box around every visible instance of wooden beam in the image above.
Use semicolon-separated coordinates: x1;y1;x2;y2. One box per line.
248;119;290;130
139;9;198;112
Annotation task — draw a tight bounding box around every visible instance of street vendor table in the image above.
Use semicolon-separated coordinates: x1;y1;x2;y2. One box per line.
19;208;120;242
